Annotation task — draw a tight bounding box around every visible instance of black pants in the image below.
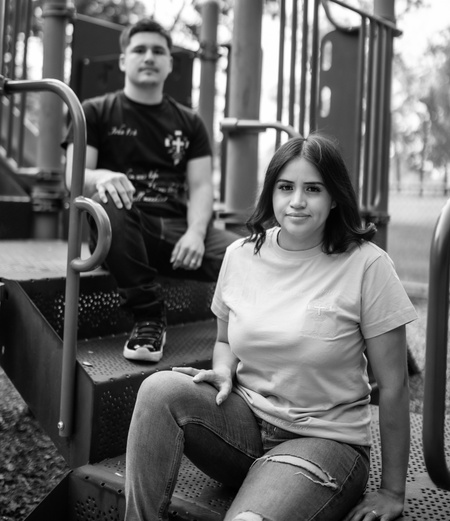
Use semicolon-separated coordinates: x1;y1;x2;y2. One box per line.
89;195;239;320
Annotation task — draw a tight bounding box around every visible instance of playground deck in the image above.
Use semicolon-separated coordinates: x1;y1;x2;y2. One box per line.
1;239;450;520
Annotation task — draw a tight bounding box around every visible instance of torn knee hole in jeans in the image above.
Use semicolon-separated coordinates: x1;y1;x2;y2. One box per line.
232;512;266;521
252;454;339;490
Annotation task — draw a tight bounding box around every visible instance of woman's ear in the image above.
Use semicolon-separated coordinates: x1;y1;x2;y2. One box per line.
331;201;337;209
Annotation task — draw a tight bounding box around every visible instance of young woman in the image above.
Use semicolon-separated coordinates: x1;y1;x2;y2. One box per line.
125;134;417;521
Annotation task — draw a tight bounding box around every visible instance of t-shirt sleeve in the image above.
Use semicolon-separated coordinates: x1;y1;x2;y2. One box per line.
186;113;212;160
211;247;231;322
360;253;417;339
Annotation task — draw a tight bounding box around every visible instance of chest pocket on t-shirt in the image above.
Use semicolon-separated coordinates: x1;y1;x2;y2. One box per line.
300;298;337;339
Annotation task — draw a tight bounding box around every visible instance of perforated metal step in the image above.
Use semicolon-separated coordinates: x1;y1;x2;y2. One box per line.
36;408;450;521
75;320;216;464
0;271;216;467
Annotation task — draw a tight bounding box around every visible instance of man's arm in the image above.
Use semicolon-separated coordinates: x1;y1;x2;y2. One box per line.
65;143;135;209
170;155;214;270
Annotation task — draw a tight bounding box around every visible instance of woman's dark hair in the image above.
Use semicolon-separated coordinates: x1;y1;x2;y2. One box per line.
119;18;173;52
245;133;376;254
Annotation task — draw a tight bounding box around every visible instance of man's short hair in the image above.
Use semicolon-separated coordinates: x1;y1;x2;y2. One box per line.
119;18;173;52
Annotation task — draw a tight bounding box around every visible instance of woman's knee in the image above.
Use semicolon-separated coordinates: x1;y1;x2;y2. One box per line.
138;370;186;397
135;370;198;413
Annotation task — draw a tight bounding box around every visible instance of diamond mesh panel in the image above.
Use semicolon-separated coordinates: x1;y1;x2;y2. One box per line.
16;274;216;340
78;320;216;462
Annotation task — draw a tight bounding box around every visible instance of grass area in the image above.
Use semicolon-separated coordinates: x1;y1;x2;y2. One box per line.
388;193;450;414
387;192;448;285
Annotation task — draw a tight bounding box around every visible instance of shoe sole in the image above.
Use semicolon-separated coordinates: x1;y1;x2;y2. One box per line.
123;332;166;363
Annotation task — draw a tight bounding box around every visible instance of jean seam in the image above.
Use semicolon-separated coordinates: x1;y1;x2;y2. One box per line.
158;428;184;521
179;416;261;459
309;450;367;520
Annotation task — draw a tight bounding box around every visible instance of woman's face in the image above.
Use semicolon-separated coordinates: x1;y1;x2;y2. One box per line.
272;157;336;251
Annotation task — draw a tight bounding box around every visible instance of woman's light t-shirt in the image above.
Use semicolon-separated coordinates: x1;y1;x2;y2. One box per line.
211;228;417;446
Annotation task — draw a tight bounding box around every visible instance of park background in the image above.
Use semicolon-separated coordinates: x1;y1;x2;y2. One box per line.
20;0;450;291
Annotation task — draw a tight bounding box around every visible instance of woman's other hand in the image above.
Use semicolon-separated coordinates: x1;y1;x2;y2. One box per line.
344;489;405;521
172;366;233;405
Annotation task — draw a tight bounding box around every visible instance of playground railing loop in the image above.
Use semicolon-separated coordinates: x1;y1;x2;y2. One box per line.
1;76;111;438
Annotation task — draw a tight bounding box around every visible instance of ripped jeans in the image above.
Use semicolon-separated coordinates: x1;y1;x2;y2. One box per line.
125;371;370;521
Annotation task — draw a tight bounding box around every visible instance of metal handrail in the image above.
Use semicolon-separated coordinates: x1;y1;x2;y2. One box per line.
220;117;301;139
423;198;450;490
321;0;402;35
1;77;111;438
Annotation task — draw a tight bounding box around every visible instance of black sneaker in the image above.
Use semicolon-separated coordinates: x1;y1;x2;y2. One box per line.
123;319;166;362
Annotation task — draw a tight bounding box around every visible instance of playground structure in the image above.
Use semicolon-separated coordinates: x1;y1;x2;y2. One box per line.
0;0;449;519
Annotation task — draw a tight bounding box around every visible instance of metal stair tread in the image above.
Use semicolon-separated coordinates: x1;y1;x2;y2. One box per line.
76;319;217;382
69;408;450;521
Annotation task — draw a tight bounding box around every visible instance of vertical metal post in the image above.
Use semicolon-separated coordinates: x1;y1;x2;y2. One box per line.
372;0;395;250
0;0;5;66
224;0;263;225
198;0;220;147
275;0;286;149
288;0;298;127
309;0;320;132
17;0;32;166
34;0;72;239
0;0;7;132
298;0;309;137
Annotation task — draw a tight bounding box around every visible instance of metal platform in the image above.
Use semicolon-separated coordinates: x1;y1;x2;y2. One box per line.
0;239;95;280
0;240;217;467
27;407;450;521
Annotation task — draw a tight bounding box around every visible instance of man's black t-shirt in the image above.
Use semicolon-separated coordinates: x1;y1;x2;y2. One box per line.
64;91;212;218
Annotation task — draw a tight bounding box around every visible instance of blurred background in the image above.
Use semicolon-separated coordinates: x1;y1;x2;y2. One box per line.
3;0;448;290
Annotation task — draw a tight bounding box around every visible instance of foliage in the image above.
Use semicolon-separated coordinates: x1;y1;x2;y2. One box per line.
13;0;450;189
390;1;450;188
391;54;430;179
74;0;147;25
420;29;450;173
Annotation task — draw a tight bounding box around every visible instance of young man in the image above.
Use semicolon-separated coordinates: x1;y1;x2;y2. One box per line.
64;18;238;363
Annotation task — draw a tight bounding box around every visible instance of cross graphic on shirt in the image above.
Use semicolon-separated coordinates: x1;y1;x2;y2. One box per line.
165;130;190;166
171;132;185;154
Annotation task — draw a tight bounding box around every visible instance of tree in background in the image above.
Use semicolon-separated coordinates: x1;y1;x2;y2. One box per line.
391;51;431;194
25;0;450;196
74;0;147;25
420;29;450;195
391;11;450;195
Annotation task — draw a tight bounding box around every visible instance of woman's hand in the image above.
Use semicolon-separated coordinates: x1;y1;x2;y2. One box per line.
344;489;404;521
172;366;233;405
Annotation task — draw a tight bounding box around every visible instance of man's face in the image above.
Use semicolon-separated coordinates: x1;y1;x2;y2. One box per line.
119;31;173;88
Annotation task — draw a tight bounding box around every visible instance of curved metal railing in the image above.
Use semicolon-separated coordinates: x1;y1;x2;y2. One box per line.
220;117;301;139
423;198;450;490
1;77;112;437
